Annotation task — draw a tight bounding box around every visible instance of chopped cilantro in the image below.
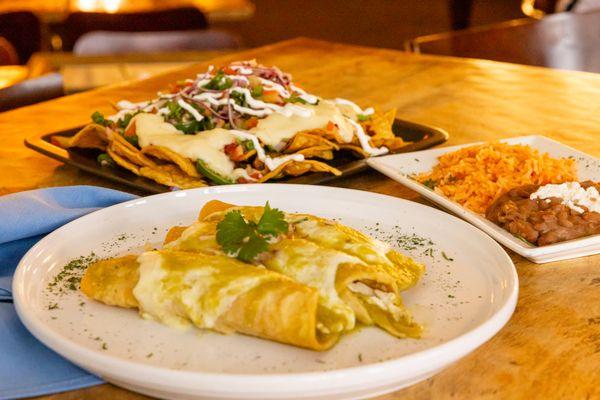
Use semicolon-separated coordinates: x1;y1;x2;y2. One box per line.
165;101;184;120
423;179;437;189
203;70;233;90
230;91;247;107
357;114;370;122
117;112;136;129
175;120;201;135
91;111;110;127
216;202;288;262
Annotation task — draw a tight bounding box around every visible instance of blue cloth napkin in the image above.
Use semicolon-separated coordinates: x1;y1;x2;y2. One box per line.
0;186;137;399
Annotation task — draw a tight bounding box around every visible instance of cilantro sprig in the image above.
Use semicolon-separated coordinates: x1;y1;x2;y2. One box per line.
216;202;288;262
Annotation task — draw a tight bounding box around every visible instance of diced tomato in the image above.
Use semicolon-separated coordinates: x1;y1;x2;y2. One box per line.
261;90;281;104
245;117;259;129
223;66;236;75
326;121;338;132
224;142;245;161
237;177;249;183
124;121;136;137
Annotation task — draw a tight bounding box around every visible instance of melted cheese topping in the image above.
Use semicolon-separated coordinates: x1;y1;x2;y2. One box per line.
135;114;239;177
133;251;269;329
250;100;356;149
293;218;392;266
266;239;359;330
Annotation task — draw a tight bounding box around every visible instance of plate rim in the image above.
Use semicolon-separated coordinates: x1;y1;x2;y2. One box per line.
12;184;518;393
367;135;600;263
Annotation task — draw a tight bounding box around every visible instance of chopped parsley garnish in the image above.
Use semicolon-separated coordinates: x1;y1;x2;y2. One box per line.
442;251;454;261
216;202;288;262
423;179;437;189
47;253;98;294
91;111;110;127
204;70;233;90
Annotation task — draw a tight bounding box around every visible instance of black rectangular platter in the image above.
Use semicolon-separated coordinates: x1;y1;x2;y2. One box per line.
25;119;449;194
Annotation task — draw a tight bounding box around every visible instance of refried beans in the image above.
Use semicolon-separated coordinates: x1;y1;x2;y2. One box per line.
486;181;600;246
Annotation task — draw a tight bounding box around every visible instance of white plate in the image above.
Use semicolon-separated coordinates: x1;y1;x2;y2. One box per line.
367;135;600;264
13;185;517;400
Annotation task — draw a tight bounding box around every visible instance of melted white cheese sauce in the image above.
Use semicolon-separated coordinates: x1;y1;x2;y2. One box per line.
530;182;600;213
134;113;306;179
133;251;265;329
134;114;241;178
268;239;359;330
250;100;356;149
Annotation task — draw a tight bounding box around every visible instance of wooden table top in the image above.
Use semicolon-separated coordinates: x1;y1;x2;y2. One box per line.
2;38;598;399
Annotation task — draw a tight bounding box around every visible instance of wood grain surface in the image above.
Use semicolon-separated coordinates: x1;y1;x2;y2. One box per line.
2;38;598;399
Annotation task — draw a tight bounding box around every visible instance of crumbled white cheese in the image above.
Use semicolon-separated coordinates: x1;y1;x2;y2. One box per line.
530;182;600;213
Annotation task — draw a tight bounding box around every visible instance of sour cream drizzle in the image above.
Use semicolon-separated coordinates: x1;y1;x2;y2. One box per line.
334;98;374;116
229;130;305;170
177;99;204;121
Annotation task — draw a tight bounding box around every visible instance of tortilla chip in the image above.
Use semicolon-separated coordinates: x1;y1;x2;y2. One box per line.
284;160;342;177
371;137;408;152
107;147;140;174
164;226;188;245
258;161;293;182
338;144;370;159
361;109;397;141
296;146;334;160
108;131;156;168
258;158;342;182
139;164;206;189
285;132;339;153
142;145;199;178
52;124;107;150
301;128;347;145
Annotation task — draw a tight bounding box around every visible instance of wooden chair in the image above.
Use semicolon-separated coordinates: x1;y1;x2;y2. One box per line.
0;12;42;64
405;10;600;73
60;7;208;51
73;30;241;55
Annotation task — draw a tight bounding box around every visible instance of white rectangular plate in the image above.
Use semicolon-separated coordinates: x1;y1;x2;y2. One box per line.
367;135;600;263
